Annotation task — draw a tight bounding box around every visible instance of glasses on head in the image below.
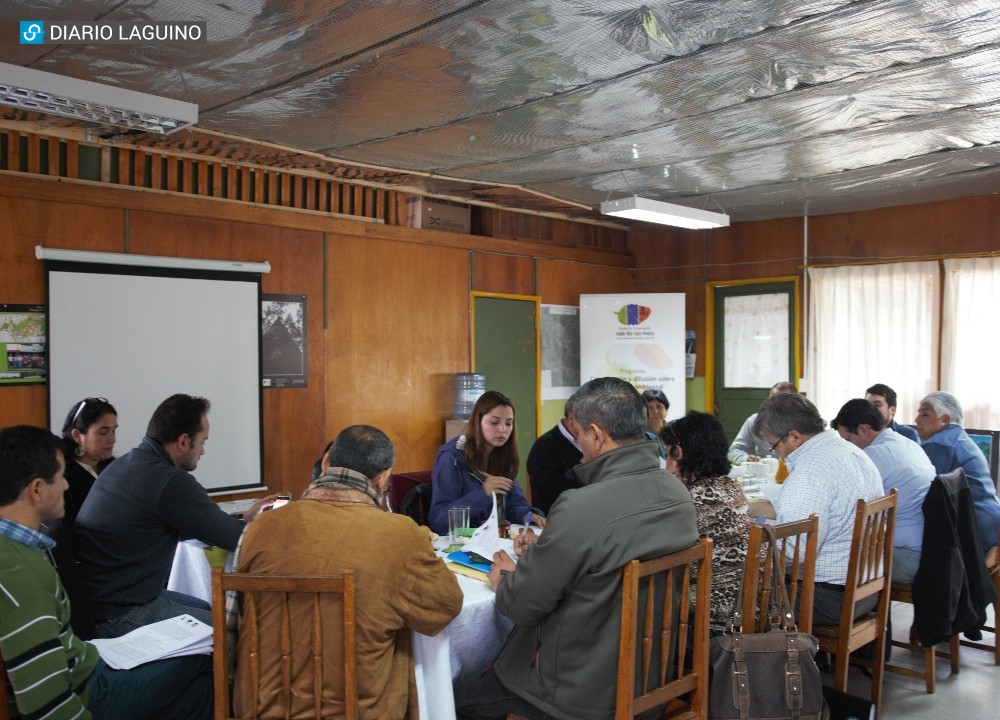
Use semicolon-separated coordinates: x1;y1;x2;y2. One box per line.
71;397;109;424
769;432;789;455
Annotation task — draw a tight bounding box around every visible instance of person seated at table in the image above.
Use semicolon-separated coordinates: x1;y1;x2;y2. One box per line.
74;394;274;637
428;390;538;535
831;398;934;582
747;393;884;626
0;425;213;720
643;387;670;436
660;411;752;635
916;391;1000;552
453;377;698;720
526;392;582;515
59;397;119;527
233;424;462;720
865;382;919;443
727;381;797;464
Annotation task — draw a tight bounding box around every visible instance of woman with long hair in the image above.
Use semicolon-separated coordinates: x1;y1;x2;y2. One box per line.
61;397;118;527
428;390;536;535
660;411;751;635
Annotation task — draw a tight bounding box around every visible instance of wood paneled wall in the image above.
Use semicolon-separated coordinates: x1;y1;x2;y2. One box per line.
626;195;1000;382
0;172;634;499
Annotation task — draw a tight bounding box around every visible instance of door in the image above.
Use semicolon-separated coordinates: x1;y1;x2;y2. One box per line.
472;293;540;487
709;280;799;443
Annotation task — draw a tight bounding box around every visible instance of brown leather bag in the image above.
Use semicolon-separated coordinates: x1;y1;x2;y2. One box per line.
708;524;825;720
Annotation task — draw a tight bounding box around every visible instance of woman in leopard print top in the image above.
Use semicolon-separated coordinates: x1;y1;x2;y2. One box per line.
661;411;752;634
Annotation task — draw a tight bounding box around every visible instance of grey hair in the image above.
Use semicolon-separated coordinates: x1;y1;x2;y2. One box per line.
919;391;964;426
329;425;396;480
753;393;826;440
572;377;647;443
564;391;579;418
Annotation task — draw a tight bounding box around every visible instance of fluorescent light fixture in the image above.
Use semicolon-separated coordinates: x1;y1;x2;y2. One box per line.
36;246;270;274
1;62;197;134
600;196;730;229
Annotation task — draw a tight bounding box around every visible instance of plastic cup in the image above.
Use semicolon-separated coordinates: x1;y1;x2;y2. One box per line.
203;545;229;568
449;505;470;544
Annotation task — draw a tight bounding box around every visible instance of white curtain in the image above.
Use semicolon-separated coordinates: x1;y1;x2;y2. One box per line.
807;262;939;423
723;292;790;388
942;256;1000;429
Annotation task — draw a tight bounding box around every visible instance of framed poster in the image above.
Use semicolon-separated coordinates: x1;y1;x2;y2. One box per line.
0;304;47;386
261;294;307;388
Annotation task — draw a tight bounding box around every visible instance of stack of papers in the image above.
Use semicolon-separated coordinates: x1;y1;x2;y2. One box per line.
445;494;518;582
89;614;213;670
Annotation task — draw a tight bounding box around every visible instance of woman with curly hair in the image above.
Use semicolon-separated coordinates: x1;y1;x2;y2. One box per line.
660;411;751;634
428;390;538;535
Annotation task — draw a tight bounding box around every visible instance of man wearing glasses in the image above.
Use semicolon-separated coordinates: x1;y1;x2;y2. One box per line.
748;393;884;626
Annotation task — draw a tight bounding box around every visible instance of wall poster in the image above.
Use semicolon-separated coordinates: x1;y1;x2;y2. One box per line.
0;304;46;386
261;294;307;388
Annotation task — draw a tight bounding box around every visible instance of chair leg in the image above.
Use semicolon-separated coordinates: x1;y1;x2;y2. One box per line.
833;644;850;692
871;629;887;719
921;646;935;694
949;635;961;673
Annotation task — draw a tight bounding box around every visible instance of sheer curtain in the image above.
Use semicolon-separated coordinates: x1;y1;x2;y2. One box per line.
942;256;1000;429
807;262;939;423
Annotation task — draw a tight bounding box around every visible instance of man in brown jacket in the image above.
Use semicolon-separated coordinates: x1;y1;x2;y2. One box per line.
233;425;463;719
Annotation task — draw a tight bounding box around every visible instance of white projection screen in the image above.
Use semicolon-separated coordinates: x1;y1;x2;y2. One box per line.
46;261;264;494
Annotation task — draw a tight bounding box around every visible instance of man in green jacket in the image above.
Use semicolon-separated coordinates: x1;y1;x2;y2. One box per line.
0;425;211;720
454;377;699;720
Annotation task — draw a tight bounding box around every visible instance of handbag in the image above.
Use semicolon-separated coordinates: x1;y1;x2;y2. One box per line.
708;524;825;720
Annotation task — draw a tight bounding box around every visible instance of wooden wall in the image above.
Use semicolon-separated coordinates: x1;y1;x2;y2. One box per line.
626;195;1000;385
0;172;634;499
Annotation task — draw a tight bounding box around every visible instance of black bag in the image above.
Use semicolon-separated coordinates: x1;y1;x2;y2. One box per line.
708;524;825;720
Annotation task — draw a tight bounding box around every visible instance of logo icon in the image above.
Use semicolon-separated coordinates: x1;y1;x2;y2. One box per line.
615;304;652;326
20;21;45;44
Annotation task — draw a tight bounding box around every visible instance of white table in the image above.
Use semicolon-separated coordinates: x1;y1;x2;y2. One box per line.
168;540;513;720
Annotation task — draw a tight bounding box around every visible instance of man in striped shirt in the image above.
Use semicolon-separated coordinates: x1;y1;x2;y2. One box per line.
0;425;211;720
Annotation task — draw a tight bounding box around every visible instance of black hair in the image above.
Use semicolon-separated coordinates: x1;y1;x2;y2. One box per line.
0;425;62;505
831;398;886;434
865;383;898;408
753;393;825;439
61;397;117;459
146;394;210;444
329;425;395;480
659;411;731;480
311;439;335;481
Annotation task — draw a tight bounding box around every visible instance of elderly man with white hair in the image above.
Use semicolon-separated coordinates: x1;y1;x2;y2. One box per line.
915;391;1000;552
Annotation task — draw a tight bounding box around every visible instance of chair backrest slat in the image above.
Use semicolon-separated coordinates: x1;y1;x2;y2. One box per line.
211;567;357;720
616;538;712;720
741;515;818;634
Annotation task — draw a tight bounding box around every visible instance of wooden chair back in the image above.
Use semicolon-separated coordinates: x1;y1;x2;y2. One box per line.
616;538;712;720
813;490;897;717
211;566;357;720
740;515;818;634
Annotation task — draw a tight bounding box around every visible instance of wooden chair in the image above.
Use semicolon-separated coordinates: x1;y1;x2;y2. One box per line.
211;566;358;720
616;538;712;720
958;527;1000;665
740;515;818;635
885;582;960;692
812;490;897;718
388;470;432;516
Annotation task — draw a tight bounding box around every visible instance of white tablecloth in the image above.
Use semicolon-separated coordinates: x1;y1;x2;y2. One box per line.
167;540;513;720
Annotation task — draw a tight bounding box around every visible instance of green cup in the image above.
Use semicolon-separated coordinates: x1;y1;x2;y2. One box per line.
203;545;229;568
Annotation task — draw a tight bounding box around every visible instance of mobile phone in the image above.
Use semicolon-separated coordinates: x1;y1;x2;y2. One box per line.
272;492;291;509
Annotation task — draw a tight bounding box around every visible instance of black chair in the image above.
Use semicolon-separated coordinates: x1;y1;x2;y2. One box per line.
399;482;433;526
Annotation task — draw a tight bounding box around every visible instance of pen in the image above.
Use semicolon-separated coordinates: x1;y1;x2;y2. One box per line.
525;511;532;528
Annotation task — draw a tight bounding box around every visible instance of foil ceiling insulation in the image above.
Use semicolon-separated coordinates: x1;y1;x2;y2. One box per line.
4;0;1000;222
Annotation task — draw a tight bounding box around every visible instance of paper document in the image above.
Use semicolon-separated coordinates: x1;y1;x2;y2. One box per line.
89;614;213;670
462;494;518;562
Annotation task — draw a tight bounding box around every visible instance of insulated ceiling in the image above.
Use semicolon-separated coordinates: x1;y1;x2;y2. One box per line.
4;0;1000;223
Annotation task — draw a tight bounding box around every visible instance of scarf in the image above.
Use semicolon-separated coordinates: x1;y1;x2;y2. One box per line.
306;466;381;507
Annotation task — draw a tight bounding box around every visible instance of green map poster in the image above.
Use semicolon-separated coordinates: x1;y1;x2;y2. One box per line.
0;304;46;385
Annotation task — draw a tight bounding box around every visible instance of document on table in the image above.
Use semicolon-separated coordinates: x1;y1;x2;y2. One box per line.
88;614;213;670
462;493;518;563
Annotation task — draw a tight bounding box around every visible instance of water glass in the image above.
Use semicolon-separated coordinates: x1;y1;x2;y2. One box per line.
448;505;470;544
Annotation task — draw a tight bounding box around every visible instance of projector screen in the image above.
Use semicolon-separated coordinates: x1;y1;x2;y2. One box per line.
46;260;263;494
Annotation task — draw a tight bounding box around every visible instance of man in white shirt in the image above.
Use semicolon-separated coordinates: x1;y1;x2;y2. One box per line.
749;393;884;625
727;381;797;463
831;398;934;582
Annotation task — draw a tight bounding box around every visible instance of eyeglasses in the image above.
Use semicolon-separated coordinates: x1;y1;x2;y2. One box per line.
768;433;789;455
71;397;109;424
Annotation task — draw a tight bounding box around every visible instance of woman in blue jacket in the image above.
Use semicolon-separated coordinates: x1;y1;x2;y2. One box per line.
429;390;537;535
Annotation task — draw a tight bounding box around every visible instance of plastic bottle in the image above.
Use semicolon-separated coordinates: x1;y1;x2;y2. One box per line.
453;373;486;419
